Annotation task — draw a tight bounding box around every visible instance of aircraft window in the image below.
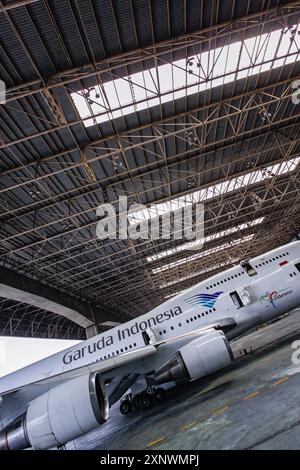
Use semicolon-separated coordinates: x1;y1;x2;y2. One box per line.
190;318;194;322
230;291;243;309
295;263;300;273
129;345;132;349
201;312;205;316
205;311;209;315
197;314;201;318
134;343;137;347
209;309;212;313
186;319;189;323
241;260;257;276
125;347;128;351
159;331;162;335
171;326;174;330
178;323;182;327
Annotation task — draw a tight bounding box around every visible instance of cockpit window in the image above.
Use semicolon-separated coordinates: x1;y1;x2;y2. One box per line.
241;260;257;276
295;262;300;273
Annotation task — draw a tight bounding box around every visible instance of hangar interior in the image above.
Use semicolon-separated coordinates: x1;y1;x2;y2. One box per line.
1;0;300;340
1;0;300;452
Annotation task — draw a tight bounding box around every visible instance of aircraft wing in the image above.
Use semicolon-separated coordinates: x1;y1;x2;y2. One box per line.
155;316;237;348
0;344;157;396
0;316;236;397
33;316;237;386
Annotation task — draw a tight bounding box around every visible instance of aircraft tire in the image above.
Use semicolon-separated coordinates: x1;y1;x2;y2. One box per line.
120;399;132;415
140;394;151;411
155;387;166;403
133;394;142;410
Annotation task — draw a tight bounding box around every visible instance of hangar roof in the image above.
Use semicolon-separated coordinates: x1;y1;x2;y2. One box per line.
0;0;300;337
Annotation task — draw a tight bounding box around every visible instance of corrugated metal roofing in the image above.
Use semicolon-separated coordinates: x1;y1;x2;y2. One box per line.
0;0;300;337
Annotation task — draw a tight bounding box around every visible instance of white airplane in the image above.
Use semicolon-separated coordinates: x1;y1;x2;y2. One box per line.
0;240;300;450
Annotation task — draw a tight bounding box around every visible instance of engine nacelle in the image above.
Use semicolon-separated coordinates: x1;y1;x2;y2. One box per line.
155;330;233;384
0;372;109;450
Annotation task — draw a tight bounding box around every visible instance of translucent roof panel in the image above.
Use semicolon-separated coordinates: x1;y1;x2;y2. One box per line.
71;24;300;127
159;258;240;289
147;217;264;262
152;234;254;274
128;157;299;225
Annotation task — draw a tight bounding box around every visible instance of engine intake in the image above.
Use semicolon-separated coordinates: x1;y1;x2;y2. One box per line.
0;372;109;450
155;330;233;384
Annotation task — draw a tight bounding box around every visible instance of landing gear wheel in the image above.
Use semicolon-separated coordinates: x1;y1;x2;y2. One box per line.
155;387;166;403
140;394;152;411
120;399;132;415
133;394;142;410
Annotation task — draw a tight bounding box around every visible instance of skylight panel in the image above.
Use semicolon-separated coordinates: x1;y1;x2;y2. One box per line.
153;234;254;274
159;258;240;289
131;156;299;226
71;24;300;127
147;217;264;262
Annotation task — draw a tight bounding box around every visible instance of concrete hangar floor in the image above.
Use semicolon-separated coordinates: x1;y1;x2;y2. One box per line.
67;309;300;451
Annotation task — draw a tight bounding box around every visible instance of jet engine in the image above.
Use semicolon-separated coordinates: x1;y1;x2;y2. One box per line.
155;330;233;384
0;372;109;450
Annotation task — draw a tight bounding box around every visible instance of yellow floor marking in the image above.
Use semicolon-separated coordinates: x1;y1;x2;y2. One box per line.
212;405;229;415
146;437;165;447
243;390;259;401
180;421;197;431
273;375;289;386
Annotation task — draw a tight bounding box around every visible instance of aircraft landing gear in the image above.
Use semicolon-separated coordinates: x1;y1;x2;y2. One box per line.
119;387;166;414
154;387;166;403
120;398;132;415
